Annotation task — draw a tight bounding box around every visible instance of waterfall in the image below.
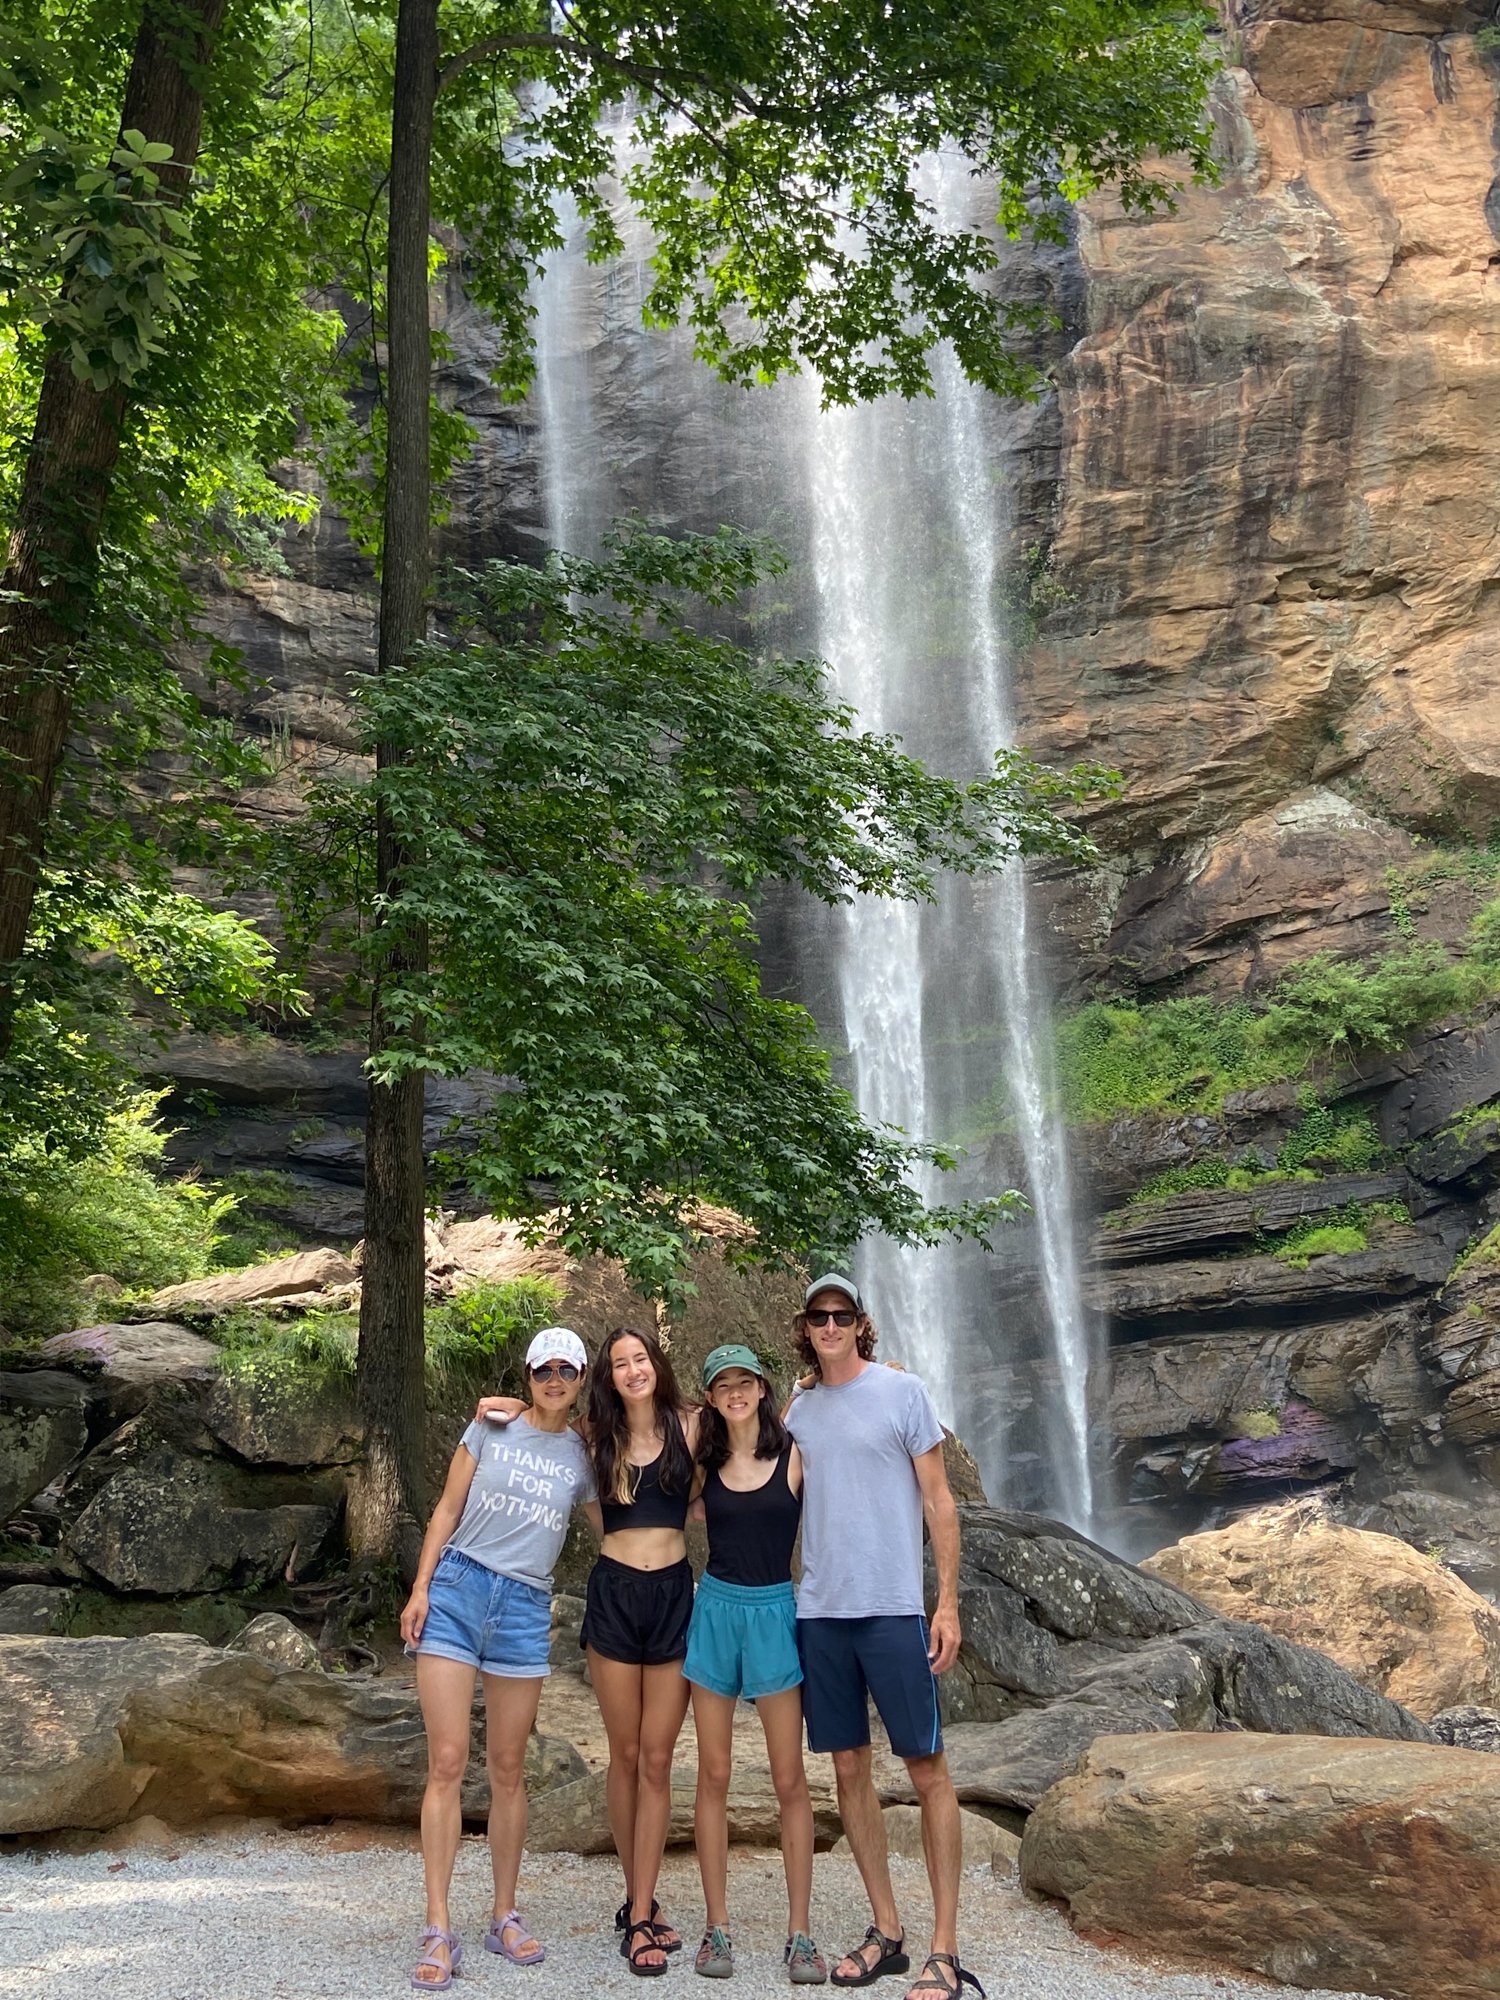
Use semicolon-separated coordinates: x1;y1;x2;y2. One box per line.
527;146;1099;1532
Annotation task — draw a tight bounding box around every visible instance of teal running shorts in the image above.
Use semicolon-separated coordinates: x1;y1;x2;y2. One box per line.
683;1572;802;1700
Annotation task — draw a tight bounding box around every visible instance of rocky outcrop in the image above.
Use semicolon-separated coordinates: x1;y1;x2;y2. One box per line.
1107;1313;1439;1506
1432;1702;1500;1751
1142;1506;1500;1718
150;1248;357;1316
35;1323;220;1419
64;1425;341;1596
1025;16;1500;992
0;1632;584;1835
925;1507;1432;1817
1020;1731;1500;2000
0;1370;90;1521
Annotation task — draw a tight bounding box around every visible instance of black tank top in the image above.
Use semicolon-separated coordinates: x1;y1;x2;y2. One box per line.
703;1447;801;1588
599;1450;690;1536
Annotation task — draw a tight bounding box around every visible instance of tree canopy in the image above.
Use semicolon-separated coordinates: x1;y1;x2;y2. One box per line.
0;0;1218;1553
287;525;1115;1294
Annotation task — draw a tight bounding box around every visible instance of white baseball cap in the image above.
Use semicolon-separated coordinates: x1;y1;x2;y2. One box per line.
525;1326;588;1372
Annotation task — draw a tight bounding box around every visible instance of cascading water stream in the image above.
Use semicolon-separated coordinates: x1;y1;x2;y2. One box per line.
527;141;1098;1531
929;344;1095;1534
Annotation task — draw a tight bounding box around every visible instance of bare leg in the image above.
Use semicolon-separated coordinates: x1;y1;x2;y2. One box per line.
415;1653;477;1986
482;1670;545;1959
832;1744;902;1980
758;1687;813;1939
587;1647;644;1914
630;1661;691;1966
691;1683;736;1928
905;1750;962;1984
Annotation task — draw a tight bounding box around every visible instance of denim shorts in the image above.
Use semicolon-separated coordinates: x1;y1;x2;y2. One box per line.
414;1546;552;1678
683;1573;802;1701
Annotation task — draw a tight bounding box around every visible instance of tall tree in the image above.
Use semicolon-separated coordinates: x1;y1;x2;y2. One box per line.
0;0;227;1012
343;0;1217;1567
352;0;441;1573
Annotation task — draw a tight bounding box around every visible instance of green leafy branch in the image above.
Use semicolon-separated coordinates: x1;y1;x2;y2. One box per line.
0;126;197;388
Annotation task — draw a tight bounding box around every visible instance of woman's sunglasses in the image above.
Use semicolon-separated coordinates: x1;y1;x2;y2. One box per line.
530;1362;581;1382
804;1309;857;1327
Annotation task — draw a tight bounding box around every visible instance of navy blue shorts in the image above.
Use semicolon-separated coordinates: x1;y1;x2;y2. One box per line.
796;1614;943;1760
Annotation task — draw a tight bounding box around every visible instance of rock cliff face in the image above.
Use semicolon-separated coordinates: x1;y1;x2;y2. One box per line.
151;1;1500;1565
1027;0;1500;994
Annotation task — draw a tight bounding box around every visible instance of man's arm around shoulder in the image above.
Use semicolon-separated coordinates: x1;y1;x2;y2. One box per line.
913;1441;961;1674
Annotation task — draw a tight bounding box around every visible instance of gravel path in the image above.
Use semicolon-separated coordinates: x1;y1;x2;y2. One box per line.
0;1829;1372;2000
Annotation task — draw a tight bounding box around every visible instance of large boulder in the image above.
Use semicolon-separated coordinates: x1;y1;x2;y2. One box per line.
150;1248;356;1315
64;1428;341;1594
0;1369;90;1521
1020;1732;1500;2000
1142;1505;1500;1719
34;1323;219;1421
204;1369;361;1467
925;1508;1432;1817
0;1583;74;1634
0;1632;584;1834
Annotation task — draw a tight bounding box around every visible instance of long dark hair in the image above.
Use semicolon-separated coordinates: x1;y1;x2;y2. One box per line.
696;1373;789;1472
587;1325;693;1507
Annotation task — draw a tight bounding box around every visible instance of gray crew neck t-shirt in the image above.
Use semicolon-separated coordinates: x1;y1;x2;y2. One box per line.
784;1364;944;1619
444;1417;596;1593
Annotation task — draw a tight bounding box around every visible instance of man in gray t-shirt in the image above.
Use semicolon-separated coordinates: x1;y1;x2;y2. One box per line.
785;1276;973;2000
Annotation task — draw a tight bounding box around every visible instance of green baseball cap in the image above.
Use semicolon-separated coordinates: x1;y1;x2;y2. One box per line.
702;1343;766;1388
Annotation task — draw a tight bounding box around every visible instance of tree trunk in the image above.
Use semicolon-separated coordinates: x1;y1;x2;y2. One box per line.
348;0;440;1579
0;0;228;1030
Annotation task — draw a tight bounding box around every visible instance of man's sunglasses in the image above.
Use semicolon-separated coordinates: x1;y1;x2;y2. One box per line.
530;1362;581;1382
804;1308;857;1327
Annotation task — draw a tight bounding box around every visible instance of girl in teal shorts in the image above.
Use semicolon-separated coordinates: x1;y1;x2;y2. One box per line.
684;1344;826;1986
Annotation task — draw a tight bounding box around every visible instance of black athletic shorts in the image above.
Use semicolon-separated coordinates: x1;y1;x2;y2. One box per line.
580;1553;694;1666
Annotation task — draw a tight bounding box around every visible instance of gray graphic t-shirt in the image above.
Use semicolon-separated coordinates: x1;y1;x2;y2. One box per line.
444;1417;596;1592
784;1364;944;1619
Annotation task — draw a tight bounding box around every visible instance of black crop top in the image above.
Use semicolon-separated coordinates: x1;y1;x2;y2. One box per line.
703;1446;801;1588
599;1450;690;1536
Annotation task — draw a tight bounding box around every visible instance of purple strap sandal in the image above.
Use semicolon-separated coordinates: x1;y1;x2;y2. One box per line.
485;1911;546;1965
411;1925;463;1990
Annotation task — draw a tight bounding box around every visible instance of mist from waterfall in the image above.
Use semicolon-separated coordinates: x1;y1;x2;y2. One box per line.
528;145;1099;1532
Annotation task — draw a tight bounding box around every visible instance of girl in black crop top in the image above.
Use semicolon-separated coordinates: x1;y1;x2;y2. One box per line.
476;1324;700;1977
681;1346;825;1985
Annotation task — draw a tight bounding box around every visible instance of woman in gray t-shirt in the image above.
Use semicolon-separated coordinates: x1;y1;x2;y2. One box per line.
399;1327;601;1989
